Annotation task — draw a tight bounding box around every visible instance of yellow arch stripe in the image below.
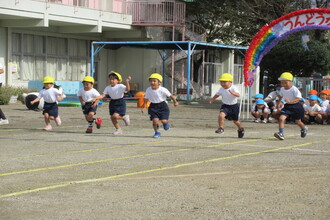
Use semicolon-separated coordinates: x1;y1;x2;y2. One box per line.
1;138;328;198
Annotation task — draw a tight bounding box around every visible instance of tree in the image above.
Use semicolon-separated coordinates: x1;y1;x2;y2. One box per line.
186;0;330;44
260;32;330;85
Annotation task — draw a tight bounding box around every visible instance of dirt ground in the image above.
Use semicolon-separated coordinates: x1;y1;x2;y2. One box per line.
0;101;329;220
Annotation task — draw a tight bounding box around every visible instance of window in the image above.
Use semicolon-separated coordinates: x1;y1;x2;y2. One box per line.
12;33;89;81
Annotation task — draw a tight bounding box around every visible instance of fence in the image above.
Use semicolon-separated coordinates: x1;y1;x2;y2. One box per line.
126;1;185;26
293;77;330;97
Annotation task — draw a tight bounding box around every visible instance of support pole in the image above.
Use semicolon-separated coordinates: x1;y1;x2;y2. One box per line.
162;49;166;86
91;42;94;77
186;42;191;101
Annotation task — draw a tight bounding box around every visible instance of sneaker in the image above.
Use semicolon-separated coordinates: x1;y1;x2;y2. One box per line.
301;127;308;138
153;131;161;138
262;119;268;123
215;128;224;134
163;123;170;131
86;127;93;133
123;115;130;126
43;124;52;131
95;118;102;129
113;128;123;135
254;118;261;123
55;116;61;126
274;132;284;140
0;119;9;125
238;128;245;138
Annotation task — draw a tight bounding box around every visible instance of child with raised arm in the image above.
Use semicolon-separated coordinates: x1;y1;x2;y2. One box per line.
209;73;244;138
93;71;131;135
142;73;179;138
77;76;102;133
274;72;307;140
30;76;63;131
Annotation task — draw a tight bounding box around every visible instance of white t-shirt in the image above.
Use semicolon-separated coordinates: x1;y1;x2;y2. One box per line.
215;85;240;105
320;100;329;113
145;86;171;103
77;88;100;102
279;86;302;103
38;87;62;103
304;104;321;113
0;63;3;84
103;84;126;99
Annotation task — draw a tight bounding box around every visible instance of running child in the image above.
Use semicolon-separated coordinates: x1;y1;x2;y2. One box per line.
209;73;245;138
77;76;102;133
93;71;131;135
30;76;63;131
141;73;179;138
274;72;307;140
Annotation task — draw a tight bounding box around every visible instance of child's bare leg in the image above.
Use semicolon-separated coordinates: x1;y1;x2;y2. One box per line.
295;119;305;128
111;113;121;129
233;120;243;130
87;112;95;122
44;113;51;126
218;112;226;129
278;115;286;129
315;114;322;124
153;118;159;132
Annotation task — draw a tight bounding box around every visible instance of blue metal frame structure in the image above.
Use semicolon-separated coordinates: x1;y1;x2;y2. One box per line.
91;41;247;100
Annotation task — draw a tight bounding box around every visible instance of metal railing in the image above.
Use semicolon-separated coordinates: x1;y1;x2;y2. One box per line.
33;0;127;13
126;1;185;26
294;77;330;97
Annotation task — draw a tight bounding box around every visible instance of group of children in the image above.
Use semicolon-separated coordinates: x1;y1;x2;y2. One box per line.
28;70;326;140
30;72;178;138
251;83;330;126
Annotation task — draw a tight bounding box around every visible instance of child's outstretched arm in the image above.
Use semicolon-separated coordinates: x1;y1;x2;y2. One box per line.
228;89;240;97
78;96;85;106
125;76;131;92
170;95;179;107
30;97;41;105
57;93;64;102
141;98;149;113
91;94;106;102
209;94;220;104
284;97;300;104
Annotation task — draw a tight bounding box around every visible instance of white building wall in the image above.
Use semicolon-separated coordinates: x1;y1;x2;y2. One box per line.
0;27;7;85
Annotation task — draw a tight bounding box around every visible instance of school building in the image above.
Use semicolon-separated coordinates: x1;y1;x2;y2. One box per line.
0;0;258;99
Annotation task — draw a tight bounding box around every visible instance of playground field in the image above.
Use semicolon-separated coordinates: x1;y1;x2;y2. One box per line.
0;102;329;219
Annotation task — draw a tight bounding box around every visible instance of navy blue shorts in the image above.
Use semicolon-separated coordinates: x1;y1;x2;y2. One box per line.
220;103;240;121
109;98;126;116
82;102;97;115
280;103;304;120
43;102;58;118
148;101;170;120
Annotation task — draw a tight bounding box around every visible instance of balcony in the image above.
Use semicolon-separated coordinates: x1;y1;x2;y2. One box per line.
126;0;186;26
0;0;132;34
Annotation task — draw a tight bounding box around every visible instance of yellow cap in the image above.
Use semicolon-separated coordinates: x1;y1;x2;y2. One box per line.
278;72;293;81
82;76;94;83
43;76;55;84
149;73;163;82
218;73;233;81
110;71;122;83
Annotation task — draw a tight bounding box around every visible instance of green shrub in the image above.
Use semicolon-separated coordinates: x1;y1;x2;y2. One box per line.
0;86;36;105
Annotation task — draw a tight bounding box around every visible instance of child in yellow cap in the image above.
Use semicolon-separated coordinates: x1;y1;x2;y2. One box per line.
30;76;63;131
142;73;179;138
77;76;102;133
209;73;244;138
93;71;131;135
274;72;307;140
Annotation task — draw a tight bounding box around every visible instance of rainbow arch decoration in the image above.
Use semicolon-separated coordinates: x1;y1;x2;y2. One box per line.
244;8;330;87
